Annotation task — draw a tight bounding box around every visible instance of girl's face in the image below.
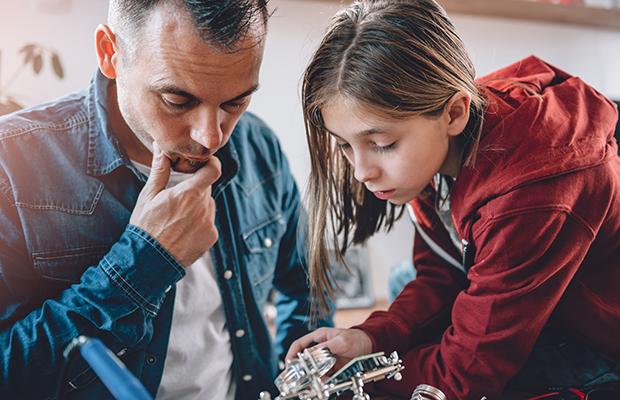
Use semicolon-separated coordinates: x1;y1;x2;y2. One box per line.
322;96;463;205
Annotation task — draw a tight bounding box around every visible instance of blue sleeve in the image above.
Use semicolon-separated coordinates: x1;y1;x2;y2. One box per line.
271;150;333;360
0;186;185;398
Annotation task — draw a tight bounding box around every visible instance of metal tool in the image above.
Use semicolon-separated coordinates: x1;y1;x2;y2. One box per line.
259;346;404;400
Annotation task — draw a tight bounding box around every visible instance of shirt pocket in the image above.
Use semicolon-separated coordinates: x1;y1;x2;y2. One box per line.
32;245;110;283
241;213;287;306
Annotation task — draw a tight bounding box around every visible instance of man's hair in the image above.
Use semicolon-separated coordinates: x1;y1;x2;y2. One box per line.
110;0;269;50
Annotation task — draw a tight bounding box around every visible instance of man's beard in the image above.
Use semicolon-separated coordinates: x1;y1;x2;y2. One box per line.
169;156;209;174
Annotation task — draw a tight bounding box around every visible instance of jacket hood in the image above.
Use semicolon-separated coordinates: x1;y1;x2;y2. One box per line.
451;55;618;231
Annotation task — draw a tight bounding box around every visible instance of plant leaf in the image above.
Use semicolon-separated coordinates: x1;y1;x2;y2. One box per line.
32;53;43;75
51;52;64;79
0;98;23;116
19;43;36;65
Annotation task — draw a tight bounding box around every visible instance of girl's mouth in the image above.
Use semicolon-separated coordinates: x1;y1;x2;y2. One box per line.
372;189;396;200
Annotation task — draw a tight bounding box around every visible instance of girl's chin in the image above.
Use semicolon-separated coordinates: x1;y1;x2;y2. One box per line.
387;198;408;206
386;190;418;205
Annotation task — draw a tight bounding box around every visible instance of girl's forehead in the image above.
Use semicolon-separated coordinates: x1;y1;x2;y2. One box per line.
323;96;383;121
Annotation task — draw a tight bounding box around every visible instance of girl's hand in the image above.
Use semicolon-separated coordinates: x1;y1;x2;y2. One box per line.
285;327;373;362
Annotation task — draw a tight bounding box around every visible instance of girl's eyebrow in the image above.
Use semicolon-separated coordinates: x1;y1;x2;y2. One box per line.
326;127;384;139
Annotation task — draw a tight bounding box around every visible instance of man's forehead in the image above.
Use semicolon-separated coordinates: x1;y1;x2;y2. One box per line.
139;33;264;78
142;41;262;103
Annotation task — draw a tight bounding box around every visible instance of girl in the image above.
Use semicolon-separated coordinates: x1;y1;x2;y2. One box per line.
286;0;620;399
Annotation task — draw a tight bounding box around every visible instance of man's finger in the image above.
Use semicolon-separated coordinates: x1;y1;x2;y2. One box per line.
176;155;222;193
143;142;171;198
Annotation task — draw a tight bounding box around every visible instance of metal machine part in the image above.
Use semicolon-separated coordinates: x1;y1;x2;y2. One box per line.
259;347;404;400
410;384;447;400
274;346;336;396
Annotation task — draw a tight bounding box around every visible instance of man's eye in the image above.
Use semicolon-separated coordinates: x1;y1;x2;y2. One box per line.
223;98;248;111
225;102;243;110
162;95;192;109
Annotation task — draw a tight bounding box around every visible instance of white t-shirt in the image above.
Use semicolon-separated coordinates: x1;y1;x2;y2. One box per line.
131;162;236;400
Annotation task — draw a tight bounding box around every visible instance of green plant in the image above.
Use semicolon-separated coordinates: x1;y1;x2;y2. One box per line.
0;43;65;115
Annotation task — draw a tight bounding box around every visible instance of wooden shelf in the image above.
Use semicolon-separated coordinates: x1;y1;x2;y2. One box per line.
437;0;620;30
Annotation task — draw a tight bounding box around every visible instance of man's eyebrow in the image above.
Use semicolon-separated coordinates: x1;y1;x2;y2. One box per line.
151;84;259;104
224;85;260;103
153;85;196;100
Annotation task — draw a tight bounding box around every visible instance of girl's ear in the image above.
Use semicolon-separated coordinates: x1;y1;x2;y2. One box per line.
95;24;119;80
444;91;471;137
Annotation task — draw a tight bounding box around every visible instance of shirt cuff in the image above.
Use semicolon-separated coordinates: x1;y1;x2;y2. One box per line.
99;224;185;317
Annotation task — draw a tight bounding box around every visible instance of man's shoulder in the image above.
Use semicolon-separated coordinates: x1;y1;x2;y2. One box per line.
0;90;89;143
0;90;92;199
233;111;279;145
232;111;286;165
227;112;296;196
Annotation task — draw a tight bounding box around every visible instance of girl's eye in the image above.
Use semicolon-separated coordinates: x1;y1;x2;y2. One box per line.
374;142;396;153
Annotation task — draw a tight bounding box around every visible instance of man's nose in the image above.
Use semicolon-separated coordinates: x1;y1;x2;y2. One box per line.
190;108;224;150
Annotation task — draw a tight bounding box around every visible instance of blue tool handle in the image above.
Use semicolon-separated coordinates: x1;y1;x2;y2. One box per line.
79;337;153;400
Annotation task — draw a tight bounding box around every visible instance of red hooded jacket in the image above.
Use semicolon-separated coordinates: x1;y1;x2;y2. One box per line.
355;56;620;399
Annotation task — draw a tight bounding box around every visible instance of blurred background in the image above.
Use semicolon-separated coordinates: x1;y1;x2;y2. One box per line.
1;0;619;318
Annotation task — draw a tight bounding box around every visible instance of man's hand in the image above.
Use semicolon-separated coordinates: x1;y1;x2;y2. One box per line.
129;142;221;267
285;328;373;363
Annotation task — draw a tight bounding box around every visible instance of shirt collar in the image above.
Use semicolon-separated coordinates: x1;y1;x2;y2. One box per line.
86;70;126;177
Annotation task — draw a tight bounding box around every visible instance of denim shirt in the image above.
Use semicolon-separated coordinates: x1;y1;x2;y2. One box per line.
0;72;330;400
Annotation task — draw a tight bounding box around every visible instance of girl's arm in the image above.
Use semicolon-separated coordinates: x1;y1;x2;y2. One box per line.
361;208;594;399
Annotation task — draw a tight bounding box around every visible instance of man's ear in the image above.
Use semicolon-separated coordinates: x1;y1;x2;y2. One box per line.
444;92;471;137
95;24;119;79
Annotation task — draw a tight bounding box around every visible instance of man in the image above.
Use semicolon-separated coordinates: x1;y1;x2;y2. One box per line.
0;1;329;399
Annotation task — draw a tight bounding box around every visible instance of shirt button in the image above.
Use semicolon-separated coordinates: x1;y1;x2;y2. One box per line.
223;270;233;280
146;354;157;365
235;329;245;338
243;374;253;382
263;238;273;248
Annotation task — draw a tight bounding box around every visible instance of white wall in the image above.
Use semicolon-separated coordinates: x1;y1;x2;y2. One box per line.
0;1;106;105
2;0;620;300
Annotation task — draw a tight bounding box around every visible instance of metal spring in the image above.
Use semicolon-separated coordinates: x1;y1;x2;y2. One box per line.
410;384;447;400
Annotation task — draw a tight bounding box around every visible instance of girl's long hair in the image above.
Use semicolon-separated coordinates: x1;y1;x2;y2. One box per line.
302;0;487;315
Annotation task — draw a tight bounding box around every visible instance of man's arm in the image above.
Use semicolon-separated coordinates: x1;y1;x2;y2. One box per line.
0;188;184;398
0;146;221;398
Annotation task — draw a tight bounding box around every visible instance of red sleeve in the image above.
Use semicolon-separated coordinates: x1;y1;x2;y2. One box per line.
353;196;467;356
360;209;594;399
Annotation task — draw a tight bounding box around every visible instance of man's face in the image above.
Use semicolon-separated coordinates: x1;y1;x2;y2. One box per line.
114;4;264;173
